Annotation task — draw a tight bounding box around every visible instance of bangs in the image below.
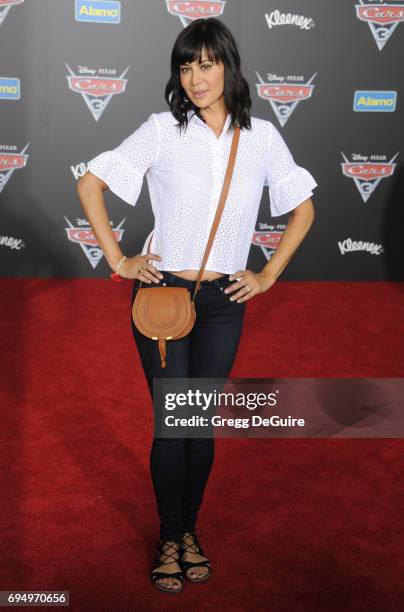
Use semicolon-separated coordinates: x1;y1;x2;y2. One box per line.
173;36;222;68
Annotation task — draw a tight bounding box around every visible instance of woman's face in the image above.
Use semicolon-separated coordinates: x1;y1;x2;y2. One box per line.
179;49;225;110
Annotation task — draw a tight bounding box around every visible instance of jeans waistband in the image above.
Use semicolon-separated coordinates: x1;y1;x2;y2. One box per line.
158;270;231;290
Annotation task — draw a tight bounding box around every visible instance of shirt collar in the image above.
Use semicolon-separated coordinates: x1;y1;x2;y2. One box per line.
188;109;232;134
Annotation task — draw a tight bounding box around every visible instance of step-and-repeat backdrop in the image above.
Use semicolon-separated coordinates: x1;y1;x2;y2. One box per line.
0;1;402;280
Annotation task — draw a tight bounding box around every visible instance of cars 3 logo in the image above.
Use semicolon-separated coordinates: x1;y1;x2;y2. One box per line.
0;0;24;29
65;217;126;268
340;152;398;202
252;224;286;261
355;1;404;50
65;64;129;121
166;0;226;28
255;72;317;127
0;144;30;195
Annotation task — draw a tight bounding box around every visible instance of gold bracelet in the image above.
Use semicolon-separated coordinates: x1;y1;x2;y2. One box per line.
115;255;127;273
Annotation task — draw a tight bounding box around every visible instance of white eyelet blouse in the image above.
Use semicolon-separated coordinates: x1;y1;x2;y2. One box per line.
86;109;318;274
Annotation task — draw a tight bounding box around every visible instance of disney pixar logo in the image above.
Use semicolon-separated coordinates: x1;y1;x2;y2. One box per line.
341;152;398;203
255;72;317;127
0;144;30;195
65;64;129;121
65;216;126;269
252;223;286;262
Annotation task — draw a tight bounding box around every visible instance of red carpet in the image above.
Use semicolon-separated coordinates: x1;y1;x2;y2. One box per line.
1;278;403;611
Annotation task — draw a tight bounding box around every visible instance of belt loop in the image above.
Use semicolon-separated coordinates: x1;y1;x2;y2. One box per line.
162;271;171;286
213;278;227;290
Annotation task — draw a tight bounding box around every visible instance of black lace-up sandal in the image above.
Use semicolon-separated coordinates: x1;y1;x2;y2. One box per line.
150;539;184;594
180;529;212;583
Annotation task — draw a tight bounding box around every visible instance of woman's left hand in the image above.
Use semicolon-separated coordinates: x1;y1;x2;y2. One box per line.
225;270;276;303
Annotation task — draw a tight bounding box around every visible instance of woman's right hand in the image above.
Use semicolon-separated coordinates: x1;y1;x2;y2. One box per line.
118;253;164;283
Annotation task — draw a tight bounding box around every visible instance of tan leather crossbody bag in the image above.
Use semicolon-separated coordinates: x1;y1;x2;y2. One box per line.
132;124;240;369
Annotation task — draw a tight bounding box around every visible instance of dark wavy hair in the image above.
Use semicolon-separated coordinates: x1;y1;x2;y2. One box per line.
164;18;252;133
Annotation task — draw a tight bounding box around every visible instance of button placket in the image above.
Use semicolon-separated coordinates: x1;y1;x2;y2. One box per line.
199;114;231;271
205;139;225;270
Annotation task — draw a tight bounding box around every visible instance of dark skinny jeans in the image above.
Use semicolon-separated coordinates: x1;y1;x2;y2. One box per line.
131;270;247;542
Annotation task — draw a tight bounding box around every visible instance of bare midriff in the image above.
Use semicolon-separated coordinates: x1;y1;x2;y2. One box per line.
165;269;226;281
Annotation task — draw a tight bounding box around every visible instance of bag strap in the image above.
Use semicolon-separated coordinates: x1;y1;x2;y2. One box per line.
142;123;241;300
191;124;240;300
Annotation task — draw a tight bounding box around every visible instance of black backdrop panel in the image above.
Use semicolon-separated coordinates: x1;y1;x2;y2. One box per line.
0;1;402;279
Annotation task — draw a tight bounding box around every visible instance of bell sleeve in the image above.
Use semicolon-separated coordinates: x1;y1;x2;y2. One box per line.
266;122;318;217
86;113;160;206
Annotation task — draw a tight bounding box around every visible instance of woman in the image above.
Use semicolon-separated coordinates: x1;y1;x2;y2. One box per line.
77;17;317;594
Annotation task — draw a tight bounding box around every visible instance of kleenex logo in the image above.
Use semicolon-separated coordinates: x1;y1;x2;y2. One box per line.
75;0;121;24
353;90;397;112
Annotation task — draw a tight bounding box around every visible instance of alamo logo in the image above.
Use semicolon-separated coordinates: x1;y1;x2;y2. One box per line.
0;77;21;100
353;90;397;112
75;0;121;24
338;238;384;256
